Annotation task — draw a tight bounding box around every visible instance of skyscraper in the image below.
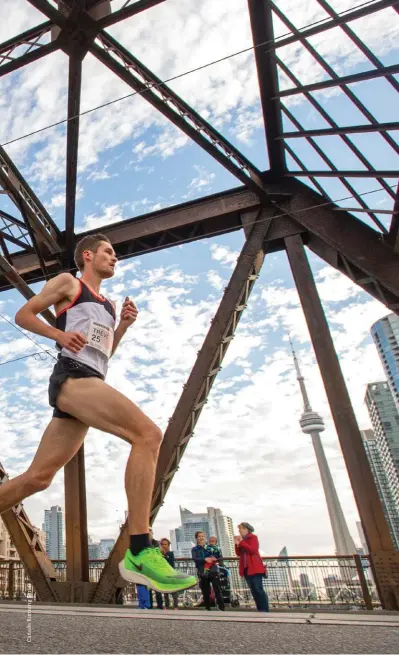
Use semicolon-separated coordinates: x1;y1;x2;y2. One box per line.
360;429;399;549
43;506;65;559
172;506;235;556
291;343;356;555
365;382;399;507
371;314;399;414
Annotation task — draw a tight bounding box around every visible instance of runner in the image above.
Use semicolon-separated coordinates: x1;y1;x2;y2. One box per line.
0;233;197;595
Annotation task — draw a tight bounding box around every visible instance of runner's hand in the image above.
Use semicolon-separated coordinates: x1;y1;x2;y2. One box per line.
57;331;87;353
120;297;138;328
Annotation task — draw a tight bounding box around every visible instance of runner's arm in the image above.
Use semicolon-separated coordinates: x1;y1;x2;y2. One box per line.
15;273;82;345
110;297;138;357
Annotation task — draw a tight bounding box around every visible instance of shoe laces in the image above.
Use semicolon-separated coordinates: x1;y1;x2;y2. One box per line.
142;547;176;573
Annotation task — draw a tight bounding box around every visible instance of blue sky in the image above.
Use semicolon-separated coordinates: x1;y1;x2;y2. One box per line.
0;0;398;555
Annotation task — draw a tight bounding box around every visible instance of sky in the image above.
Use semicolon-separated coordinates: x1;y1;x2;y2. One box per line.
0;0;398;557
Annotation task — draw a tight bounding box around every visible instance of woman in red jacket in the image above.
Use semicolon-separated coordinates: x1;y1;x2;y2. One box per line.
234;522;269;612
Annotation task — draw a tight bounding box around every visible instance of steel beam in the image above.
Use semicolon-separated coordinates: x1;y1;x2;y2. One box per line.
284;234;399;610
281;180;399;311
387;182;399;251
247;0;285;173
270;1;398;54
92;206;276;603
0;186;270;289
286;170;398;178
65;56;82;260
280;121;399;139
27;0;68;25
65;446;89;585
0;146;61;254
277;64;399;98
0;21;58;78
91;33;269;200
0;255;55;325
0;461;59;602
98;0;166;27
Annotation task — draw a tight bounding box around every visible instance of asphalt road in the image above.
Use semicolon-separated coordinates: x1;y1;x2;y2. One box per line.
1;609;399;653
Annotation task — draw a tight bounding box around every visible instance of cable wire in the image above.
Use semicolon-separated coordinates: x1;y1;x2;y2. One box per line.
0;349;55;367
0;0;392;148
0;312;57;360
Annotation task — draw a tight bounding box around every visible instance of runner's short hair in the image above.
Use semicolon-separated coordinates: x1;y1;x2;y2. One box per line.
160;538;171;545
74;234;111;272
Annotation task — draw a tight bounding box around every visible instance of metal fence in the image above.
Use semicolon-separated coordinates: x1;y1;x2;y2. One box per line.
0;555;378;609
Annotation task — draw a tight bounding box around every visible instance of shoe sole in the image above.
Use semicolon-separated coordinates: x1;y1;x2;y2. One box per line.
118;561;197;593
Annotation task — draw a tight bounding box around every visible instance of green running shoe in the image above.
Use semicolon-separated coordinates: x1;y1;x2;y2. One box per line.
119;547;197;593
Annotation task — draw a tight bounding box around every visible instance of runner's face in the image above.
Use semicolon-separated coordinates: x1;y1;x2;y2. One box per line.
160;540;169;552
197;533;206;546
92;242;117;278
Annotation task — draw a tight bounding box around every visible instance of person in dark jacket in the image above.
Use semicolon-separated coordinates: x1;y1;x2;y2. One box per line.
192;531;225;611
234;522;269;612
160;538;179;609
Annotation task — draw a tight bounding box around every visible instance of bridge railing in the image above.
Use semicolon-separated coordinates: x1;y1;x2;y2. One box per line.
0;555;377;609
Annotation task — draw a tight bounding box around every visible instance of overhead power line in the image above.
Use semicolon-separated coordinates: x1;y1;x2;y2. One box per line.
0;0;392;149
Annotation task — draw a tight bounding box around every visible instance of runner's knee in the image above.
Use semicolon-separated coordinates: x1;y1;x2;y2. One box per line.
25;468;55;493
133;424;163;450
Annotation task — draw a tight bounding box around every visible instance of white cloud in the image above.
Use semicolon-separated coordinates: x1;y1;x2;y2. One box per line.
210;244;239;268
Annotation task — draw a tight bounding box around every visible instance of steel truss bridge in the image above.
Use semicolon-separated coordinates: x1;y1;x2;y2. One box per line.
0;0;398;610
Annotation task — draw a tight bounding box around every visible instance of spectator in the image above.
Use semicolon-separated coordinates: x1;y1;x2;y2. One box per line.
192;531;225;611
234;522;269;612
160;538;179;609
149;528;163;610
136;584;150;610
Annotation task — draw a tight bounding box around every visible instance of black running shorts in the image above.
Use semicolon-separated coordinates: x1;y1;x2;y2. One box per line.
48;356;104;419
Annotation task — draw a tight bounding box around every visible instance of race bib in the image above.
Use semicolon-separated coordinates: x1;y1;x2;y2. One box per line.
87;320;114;358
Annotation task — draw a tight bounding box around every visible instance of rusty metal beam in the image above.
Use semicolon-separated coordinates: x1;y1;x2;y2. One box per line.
277;63;399;98
92;206;276;603
98;0;166;27
0;461;59;601
282;180;399;311
0;21;58;78
247;0;285;173
65;56;82;261
27;0;68;25
285;170;398;179
0;146;61;254
91;32;270;200
280;121;399;139
387;182;399;251
284;234;399;610
0;255;55;325
0;186;271;289
65;445;89;584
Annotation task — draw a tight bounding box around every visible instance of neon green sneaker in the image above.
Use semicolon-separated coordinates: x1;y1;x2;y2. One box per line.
119;547;197;593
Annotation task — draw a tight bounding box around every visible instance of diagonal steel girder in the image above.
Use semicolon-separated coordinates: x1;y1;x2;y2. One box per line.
0;254;55;324
0;21;58;78
90;32;270;201
97;0;167;28
0;461;59;601
92;206;276;603
0;146;61;255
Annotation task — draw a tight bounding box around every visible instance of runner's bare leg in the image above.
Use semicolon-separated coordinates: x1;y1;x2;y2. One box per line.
57;377;162;535
0;418;88;514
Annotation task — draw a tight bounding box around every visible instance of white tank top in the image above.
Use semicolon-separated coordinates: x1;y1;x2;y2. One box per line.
56;279;116;377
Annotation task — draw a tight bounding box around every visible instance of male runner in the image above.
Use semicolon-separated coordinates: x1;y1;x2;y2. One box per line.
0;233;196;595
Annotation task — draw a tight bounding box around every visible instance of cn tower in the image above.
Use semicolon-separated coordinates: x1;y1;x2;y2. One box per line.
291;340;356;556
